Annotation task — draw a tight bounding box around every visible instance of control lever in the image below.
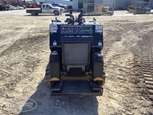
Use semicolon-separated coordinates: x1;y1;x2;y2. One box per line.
75;9;85;25
65;10;74;25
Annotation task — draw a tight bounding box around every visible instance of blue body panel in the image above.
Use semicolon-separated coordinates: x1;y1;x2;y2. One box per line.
49;22;103;50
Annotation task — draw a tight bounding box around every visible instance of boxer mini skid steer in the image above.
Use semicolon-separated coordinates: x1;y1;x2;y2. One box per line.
49;10;105;96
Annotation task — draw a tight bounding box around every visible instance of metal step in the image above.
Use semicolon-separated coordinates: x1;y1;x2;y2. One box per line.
51;81;103;96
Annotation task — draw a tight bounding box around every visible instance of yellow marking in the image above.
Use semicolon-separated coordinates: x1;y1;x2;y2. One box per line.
94;77;103;82
50;77;59;81
61;75;91;81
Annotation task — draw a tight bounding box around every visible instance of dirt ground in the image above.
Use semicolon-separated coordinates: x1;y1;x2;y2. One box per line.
0;10;153;115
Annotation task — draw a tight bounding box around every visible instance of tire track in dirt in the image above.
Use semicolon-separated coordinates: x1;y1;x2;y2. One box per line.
0;11;51;114
0;26;49;114
0;33;48;86
131;30;153;109
100;21;153;114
